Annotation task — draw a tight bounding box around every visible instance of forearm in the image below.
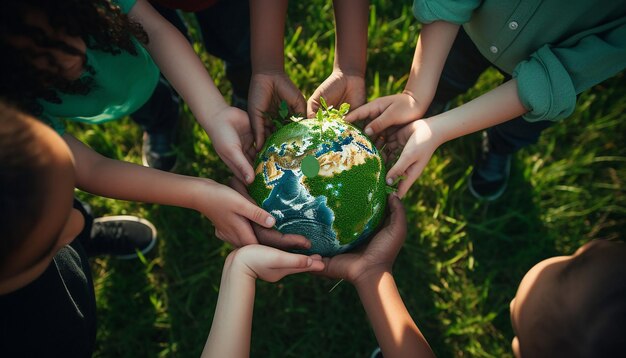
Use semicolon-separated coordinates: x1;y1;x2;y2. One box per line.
355;271;435;357
427;79;527;143
332;0;368;75
404;21;459;103
129;0;228;130
202;255;256;358
64;134;209;211
250;0;288;73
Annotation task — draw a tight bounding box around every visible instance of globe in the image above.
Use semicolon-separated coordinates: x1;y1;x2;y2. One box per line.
249;109;387;257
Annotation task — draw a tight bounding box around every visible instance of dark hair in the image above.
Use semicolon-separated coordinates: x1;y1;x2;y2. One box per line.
0;101;49;269
522;240;626;358
0;0;149;116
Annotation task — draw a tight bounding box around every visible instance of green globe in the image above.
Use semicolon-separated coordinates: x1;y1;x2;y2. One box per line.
249;108;387;257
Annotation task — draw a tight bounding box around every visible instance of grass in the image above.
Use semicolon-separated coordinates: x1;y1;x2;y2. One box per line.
68;1;626;357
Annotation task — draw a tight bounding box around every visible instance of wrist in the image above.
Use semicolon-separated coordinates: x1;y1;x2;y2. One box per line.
352;264;393;289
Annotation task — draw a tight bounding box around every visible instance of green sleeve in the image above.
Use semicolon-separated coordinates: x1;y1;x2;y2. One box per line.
412;0;481;25
112;0;137;14
513;19;626;122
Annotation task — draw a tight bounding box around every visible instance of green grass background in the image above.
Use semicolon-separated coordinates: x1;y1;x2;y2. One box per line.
68;1;626;357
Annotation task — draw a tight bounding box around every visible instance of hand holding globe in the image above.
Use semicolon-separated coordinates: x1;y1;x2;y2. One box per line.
249;100;388;256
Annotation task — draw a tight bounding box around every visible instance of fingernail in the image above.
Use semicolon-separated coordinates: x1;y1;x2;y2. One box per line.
266;216;275;226
365;127;373;136
306;257;312;266
245;174;252;183
386;177;393;185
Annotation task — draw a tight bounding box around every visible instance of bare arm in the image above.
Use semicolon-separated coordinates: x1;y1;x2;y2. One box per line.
248;0;306;148
386;79;527;197
355;271;435;357
307;0;368;116
345;21;459;135
129;0;228;126
63;134;275;246
202;245;324;358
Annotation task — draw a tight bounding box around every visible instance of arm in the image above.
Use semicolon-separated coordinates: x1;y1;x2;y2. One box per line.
319;196;435;357
307;0;368;117
345;21;459;136
248;0;306;149
63;134;275;246
129;0;256;183
385;79;527;197
202;245;324;358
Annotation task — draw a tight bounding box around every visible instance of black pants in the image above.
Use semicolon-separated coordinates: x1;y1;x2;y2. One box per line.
150;0;252;100
433;28;553;155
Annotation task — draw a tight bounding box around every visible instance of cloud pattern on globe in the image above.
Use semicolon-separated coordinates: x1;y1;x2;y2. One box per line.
249;115;387;257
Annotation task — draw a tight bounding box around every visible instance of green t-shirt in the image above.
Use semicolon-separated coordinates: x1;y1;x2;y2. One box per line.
413;0;626;122
41;0;160;133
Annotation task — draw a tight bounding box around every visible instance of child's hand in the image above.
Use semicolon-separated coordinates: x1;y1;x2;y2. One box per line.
228;177;312;251
248;71;306;150
307;70;366;118
204;106;256;184
197;180;277;247
228;244;325;282
345;92;427;138
384;119;443;198
319;195;406;285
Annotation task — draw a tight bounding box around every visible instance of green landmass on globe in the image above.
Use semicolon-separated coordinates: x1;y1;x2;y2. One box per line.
249;100;388;257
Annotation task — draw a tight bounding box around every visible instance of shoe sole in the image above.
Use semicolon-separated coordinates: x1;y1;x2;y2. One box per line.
467;158;511;202
92;215;158;260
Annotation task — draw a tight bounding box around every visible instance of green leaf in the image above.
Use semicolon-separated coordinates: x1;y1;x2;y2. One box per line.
339;103;350;116
278;100;289;119
320;97;328;111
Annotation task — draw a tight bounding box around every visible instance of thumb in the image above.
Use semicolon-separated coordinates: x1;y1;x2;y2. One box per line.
385;195;407;238
307;95;321;118
345;101;380;124
240;199;276;228
386;148;415;186
229;149;255;184
250;111;266;151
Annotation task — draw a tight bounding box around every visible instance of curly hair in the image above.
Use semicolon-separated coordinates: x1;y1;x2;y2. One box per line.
0;0;149;116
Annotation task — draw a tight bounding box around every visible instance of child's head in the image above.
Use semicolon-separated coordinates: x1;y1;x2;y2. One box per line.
0;101;83;293
0;0;148;115
510;239;626;357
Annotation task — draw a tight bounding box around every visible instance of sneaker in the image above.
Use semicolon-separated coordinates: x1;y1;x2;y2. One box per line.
86;216;157;260
369;347;383;358
142;131;177;172
468;132;512;201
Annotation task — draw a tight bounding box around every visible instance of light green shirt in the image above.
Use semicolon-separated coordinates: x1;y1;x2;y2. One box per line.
413;0;626;122
41;0;159;133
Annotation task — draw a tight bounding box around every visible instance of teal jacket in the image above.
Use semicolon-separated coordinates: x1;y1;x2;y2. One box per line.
41;0;159;133
413;0;626;122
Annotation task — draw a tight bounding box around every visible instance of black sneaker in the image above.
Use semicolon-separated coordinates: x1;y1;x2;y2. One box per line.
369;347;383;358
468;132;512;201
86;216;157;260
142;131;177;172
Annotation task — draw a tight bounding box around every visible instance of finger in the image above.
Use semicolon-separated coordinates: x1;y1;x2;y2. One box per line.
227;148;255;184
344;100;384;124
386;148;415;186
256;228;312;250
238;198;276;228
250;112;266;150
307;96;321;118
396;160;427;198
229;176;255;201
385;195;407;238
363;107;400;137
236;221;260;246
